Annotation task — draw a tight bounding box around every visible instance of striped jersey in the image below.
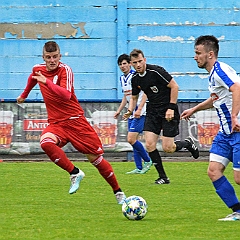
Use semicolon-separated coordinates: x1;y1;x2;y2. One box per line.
209;61;240;134
120;69;146;116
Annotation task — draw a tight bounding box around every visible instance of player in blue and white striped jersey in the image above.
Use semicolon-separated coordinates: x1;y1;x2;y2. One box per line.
114;54;152;174
181;35;240;221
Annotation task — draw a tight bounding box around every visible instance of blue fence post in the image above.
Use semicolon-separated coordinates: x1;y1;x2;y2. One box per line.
127;151;133;161
116;0;128;100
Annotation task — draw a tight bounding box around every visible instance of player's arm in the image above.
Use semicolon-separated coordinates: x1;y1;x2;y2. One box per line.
17;73;38;103
32;71;71;101
181;97;213;121
134;92;147;118
165;78;179;121
123;94;138;120
230;82;240;132
124;75;140;119
114;95;128;119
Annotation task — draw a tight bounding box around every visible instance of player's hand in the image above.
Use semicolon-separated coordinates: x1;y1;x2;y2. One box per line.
32;71;47;84
123;110;132;120
114;112;120;119
165;109;174;121
180;108;194;121
17;96;26;104
134;109;141;118
231;116;240;132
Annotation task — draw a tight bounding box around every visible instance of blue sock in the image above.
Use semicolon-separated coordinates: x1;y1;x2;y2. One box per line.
132;141;151;162
213;176;240;210
133;148;142;170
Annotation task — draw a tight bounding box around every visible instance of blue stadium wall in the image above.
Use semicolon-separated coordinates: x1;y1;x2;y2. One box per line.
0;0;240;155
1;0;240;102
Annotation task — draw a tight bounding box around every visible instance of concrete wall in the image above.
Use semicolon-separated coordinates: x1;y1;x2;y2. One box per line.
1;0;240;102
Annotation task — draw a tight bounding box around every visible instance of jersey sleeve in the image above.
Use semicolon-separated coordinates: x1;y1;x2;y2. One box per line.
215;62;237;89
20;73;38;99
45;79;71;100
155;65;173;84
44;63;73;100
131;76;141;96
59;64;74;92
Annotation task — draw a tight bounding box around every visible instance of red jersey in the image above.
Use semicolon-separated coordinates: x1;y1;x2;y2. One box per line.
21;62;84;124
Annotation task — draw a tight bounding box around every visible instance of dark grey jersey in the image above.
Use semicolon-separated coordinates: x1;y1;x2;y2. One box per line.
131;64;173;108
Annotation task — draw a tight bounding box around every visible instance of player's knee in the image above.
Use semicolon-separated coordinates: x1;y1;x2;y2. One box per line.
86;154;102;163
127;137;136;145
40;137;56;151
234;173;240;185
207;167;214;179
207;167;222;182
235;179;240;185
145;142;156;152
127;133;138;145
162;145;175;153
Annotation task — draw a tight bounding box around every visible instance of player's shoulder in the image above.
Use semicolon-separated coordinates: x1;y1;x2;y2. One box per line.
214;61;238;76
132;70;138;79
33;63;45;71
214;61;236;72
130;69;135;75
59;62;72;71
146;64;166;72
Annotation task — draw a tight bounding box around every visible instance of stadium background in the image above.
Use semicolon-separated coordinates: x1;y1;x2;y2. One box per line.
0;0;239;155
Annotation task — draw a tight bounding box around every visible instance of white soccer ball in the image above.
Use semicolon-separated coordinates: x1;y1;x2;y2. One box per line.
122;195;148;220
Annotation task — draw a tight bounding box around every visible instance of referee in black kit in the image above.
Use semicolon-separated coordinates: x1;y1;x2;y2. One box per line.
124;49;199;184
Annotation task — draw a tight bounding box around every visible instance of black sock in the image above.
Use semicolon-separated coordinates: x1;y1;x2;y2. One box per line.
174;140;189;151
231;202;240;212
69;167;79;175
148;149;167;178
114;188;122;194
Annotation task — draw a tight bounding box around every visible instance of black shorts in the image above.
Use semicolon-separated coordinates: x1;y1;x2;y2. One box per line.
144;107;180;137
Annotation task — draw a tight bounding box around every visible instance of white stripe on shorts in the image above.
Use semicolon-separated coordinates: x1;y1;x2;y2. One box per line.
210;153;230;168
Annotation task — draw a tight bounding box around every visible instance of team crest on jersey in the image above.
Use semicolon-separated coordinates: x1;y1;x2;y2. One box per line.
150;86;158;93
53;75;58;84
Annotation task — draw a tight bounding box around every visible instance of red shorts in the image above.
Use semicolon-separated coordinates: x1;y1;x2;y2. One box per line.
41;116;104;155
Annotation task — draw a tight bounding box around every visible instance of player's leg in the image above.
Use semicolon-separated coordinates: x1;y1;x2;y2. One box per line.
224;135;240;220
162;117;199;159
144;113;169;184
161;136;176;153
86;153;126;204
232;132;240;186
127;119;143;173
125;117;151;174
131;116;152;174
40;131;84;194
209;159;240;221
40;132;73;172
145;131;169;184
128;116;151;165
175;136;199;159
71;116;126;204
209;132;240;221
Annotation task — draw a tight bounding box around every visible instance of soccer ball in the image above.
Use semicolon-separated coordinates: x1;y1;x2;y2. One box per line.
122;195;148;220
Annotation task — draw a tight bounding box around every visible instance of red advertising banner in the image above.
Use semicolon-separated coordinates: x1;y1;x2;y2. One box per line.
23;119;49;131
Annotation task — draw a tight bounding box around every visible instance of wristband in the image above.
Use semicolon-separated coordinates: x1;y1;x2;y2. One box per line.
168;103;177;110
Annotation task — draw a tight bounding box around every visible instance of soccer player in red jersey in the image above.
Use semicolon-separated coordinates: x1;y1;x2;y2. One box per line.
17;41;126;204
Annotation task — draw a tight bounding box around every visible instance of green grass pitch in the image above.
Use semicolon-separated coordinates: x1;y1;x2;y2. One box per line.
0;161;239;240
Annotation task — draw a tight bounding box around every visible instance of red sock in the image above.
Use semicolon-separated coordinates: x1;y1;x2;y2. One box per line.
92;156;120;191
40;138;74;173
